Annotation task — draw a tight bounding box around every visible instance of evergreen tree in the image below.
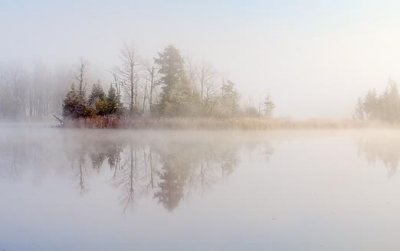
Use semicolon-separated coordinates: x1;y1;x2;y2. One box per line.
62;84;80;118
88;84;106;105
62;84;93;119
155;45;198;116
363;89;379;119
356;80;400;122
381;80;400;122
106;84;123;116
88;84;108;116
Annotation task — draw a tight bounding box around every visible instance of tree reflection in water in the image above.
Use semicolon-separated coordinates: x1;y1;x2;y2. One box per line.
65;135;244;212
358;134;400;177
0;131;274;213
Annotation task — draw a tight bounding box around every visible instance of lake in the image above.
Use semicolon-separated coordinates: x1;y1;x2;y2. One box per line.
1;125;400;250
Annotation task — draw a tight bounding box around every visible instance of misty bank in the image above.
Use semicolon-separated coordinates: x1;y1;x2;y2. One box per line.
58;117;381;130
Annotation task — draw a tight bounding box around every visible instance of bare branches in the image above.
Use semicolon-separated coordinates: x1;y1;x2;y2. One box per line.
75;59;89;98
116;43;139;114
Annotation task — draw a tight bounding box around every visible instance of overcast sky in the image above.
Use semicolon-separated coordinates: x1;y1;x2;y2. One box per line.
2;0;400;118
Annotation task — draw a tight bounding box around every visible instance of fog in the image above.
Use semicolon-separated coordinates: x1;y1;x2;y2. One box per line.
2;0;400;118
3;126;400;250
3;1;400;250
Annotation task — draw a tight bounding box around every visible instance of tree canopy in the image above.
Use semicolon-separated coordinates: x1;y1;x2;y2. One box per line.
355;80;400;122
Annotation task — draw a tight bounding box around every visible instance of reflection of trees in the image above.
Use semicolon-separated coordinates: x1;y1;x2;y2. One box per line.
155;155;187;211
0;132;274;213
0;135;44;180
153;142;239;211
62;136;244;212
358;136;400;177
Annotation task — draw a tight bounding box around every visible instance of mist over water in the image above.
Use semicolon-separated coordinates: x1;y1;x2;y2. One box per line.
4;1;400;250
1;125;400;250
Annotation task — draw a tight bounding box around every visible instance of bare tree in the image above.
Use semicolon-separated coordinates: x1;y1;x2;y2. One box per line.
142;61;159;114
110;68;123;97
185;56;198;94
76;60;88;98
198;62;217;104
118;44;139;115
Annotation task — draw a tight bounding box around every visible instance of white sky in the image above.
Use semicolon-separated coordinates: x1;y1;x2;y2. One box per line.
2;0;400;118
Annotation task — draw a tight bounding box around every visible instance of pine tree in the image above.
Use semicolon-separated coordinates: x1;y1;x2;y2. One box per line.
62;84;79;118
62;84;93;119
88;84;108;116
106;84;123;116
381;80;400;121
155;45;198;116
88;84;106;106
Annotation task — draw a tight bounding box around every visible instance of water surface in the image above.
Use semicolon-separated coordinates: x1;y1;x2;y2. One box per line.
1;126;399;250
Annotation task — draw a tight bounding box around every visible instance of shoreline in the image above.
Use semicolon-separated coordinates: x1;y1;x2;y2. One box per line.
57;117;396;130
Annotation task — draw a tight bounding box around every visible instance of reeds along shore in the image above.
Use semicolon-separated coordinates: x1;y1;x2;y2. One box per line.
60;116;382;130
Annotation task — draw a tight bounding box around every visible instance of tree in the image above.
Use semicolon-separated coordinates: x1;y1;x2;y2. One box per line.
0;85;19;119
118;44;139;115
381;80;400;122
363;89;379;119
142;61;160;115
62;84;80;118
263;94;275;117
62;62;93;119
155;45;199;116
88;83;108;116
198;62;216;104
106;84;123;116
76;60;88;101
356;80;400;122
88;83;106;105
353;98;365;120
217;80;239;116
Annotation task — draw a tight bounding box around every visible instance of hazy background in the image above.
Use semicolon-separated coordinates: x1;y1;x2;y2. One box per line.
2;0;400;118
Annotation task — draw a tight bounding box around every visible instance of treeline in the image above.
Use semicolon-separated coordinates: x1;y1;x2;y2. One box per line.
354;80;400;122
62;45;275;121
0;63;70;120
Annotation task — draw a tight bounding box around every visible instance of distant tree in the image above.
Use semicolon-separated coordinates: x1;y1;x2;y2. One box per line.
353;98;365;120
0;85;19;119
363;89;379;119
118;44;139;115
263;94;275;117
155;45;199;116
142;61;160;115
356;80;400;122
88;84;108;116
217;80;239;116
198;63;216;104
76;60;88;101
381;80;400;122
62;84;80;118
88;83;106;105
62;62;94;119
0;66;28;119
106;84;123;116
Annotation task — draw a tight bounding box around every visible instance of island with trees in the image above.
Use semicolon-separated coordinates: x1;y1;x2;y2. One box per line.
7;43;397;129
59;45;276;129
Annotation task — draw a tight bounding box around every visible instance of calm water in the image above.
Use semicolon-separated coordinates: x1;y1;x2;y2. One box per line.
1;125;400;250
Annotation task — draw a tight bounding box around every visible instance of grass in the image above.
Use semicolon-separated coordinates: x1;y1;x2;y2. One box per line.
62;116;121;128
60;116;390;130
